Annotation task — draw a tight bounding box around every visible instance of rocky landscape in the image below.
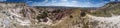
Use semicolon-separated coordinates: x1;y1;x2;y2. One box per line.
0;2;120;28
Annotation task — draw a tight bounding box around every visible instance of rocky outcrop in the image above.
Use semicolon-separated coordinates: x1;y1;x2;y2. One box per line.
0;2;74;28
0;2;120;28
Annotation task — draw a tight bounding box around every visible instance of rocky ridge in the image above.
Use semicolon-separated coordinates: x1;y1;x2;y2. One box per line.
0;2;120;28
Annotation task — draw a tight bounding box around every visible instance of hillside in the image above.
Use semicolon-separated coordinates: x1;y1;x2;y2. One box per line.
0;2;120;28
88;2;120;17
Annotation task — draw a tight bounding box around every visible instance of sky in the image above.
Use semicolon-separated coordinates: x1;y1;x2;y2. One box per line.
0;0;120;7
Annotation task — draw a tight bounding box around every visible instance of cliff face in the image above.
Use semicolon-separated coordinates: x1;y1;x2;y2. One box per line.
0;2;75;28
0;2;37;28
0;2;120;28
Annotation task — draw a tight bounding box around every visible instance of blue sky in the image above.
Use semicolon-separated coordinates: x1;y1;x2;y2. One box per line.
26;0;110;7
0;0;120;7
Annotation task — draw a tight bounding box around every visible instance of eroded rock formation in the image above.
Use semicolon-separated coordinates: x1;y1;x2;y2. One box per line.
0;2;120;28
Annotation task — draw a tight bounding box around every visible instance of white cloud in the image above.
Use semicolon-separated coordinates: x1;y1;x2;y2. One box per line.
71;1;78;3
41;1;79;7
28;0;109;7
30;2;106;7
26;1;33;3
51;0;57;3
42;0;48;3
0;0;6;2
110;0;115;1
61;0;68;2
